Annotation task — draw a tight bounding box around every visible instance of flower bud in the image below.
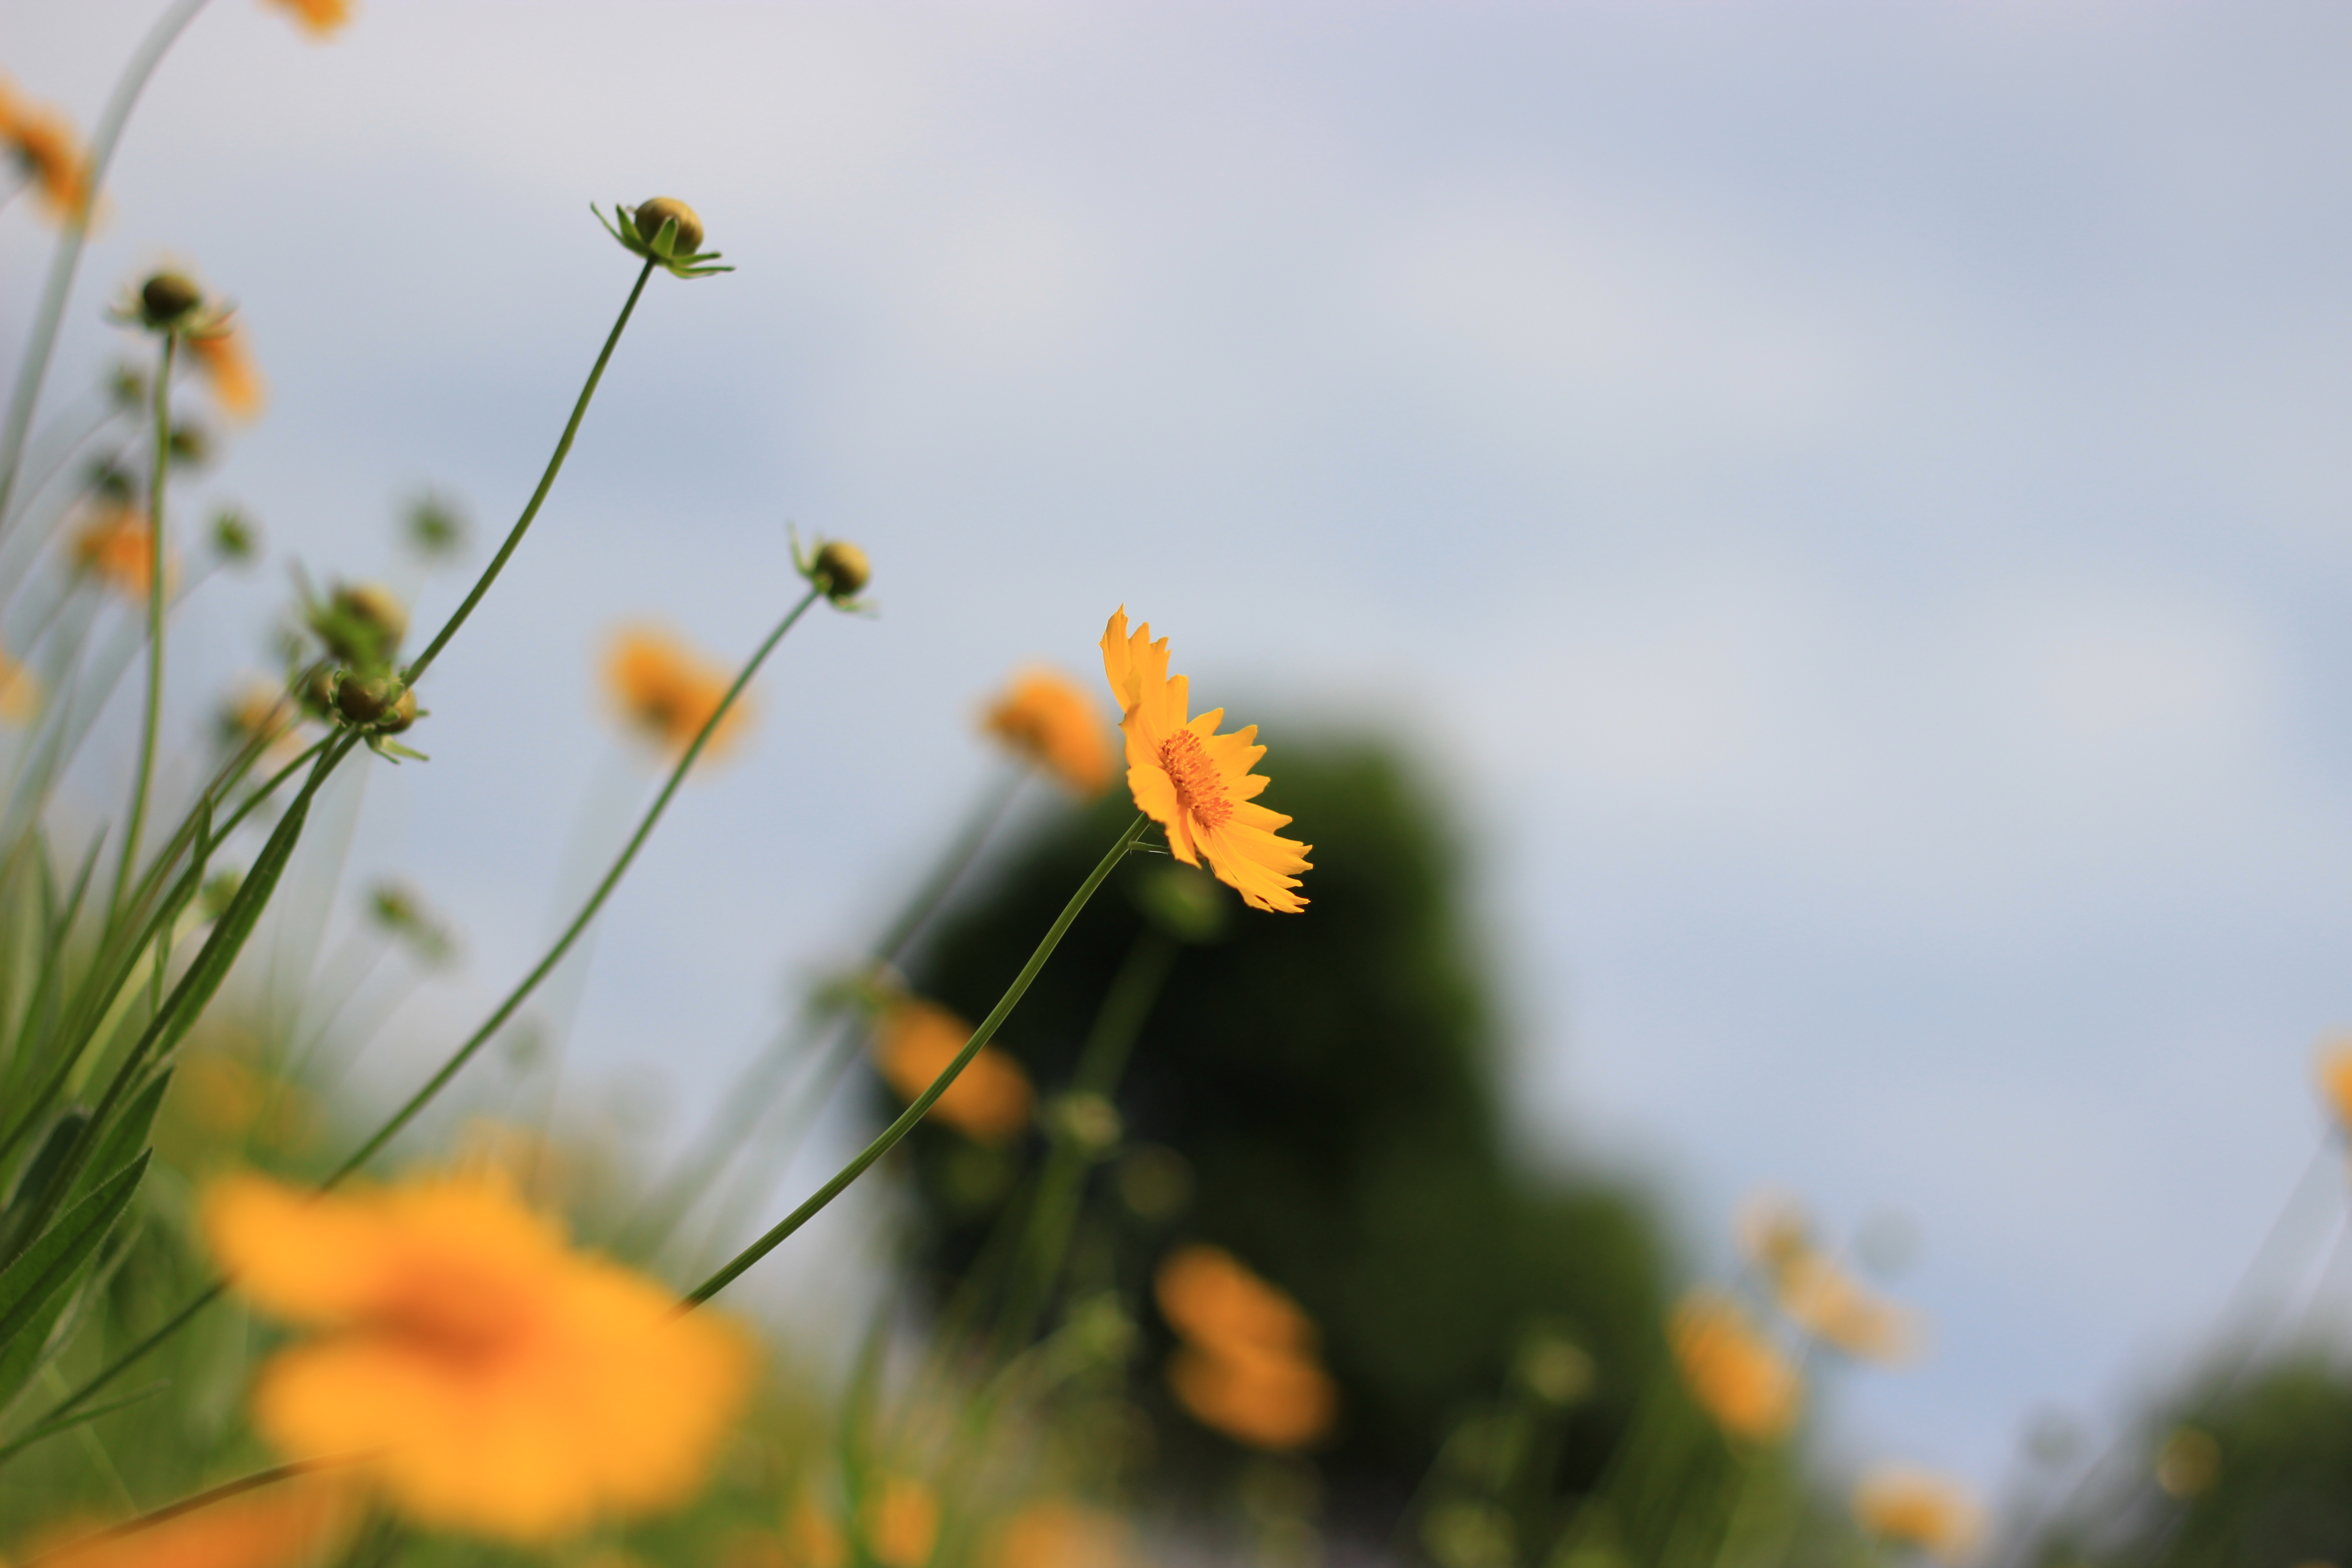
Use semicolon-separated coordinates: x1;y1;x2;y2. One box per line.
633;197;704;257
810;540;870;603
331;671;403;726
314;582;407;666
299;665;338;719
139;272;203;330
378;686;420;734
211;508;259;564
168;422;213;468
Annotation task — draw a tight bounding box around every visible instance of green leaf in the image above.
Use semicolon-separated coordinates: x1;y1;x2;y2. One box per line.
0;1379;167;1462
67;1069;170;1210
2;1110;87;1220
0;1152;147;1357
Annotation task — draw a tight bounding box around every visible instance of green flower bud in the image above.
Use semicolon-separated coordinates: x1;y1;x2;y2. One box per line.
810;540;870;603
331;671;403;727
632;197;704;257
139;272;203;330
314;582;408;666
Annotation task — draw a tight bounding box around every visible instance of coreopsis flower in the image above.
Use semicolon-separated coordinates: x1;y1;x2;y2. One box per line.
983;669;1113;795
1099;609;1309;914
203;1170;755;1542
1155;1245;1336;1450
1668;1291;1800;1443
189;323;266;420
0;77;88;220
264;0;354;37
872;998;1034;1143
2317;1037;2352;1132
0;646;40;725
219;678;305;763
1773;1252;1921;1364
27;1473;358;1568
859;1476;940;1568
1852;1467;1984;1564
604;626;750;761
986;1500;1137;1568
596;196;732;279
71;505;174;601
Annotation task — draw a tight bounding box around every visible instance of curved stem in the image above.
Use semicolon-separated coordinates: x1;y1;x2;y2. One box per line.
20;1451;372;1567
683;813;1151;1309
325;586;824;1186
0;0;216;531
112;331;175;924
401;258;657;689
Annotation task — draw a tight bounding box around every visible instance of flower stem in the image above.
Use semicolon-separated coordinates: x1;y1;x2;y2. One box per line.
111;331;175;927
682;812;1152;1309
19;1451;373;1567
0;0;215;533
400;257;657;690
324;586;825;1186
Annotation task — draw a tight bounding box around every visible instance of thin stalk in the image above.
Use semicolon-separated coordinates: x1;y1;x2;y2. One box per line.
324;586;823;1186
683;812;1151;1308
20;1452;372;1567
112;331;175;924
0;0;216;531
401;257;656;689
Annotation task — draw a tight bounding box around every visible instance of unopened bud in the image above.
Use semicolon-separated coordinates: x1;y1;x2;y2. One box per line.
314;582;407;666
1052;1091;1122;1158
379;686;419;734
168;422;213;468
633;197;704;257
331;671;403;727
810;539;869;603
139;272;203;330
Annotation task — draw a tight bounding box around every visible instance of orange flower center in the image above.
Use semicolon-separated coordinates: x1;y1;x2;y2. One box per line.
365;1269;531;1372
1159;729;1231;831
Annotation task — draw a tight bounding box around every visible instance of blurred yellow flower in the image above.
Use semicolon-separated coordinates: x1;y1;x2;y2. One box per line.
264;0;353;38
1852;1467;1984;1564
0;77;88;220
1100;609;1309;914
2316;1038;2352;1133
1155;1245;1336;1451
220;678;303;762
203;1170;754;1542
27;1473;358;1567
189;325;266;421
1734;1191;1921;1364
983;669;1114;795
1668;1291;1800;1443
986;1500;1136;1568
72;506;173;601
873;998;1034;1143
0;646;40;725
604;626;750;761
860;1476;939;1568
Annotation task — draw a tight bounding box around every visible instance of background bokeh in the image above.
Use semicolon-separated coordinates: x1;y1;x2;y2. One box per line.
10;0;2352;1507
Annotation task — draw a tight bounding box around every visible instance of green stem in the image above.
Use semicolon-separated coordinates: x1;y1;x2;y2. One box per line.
0;0;215;533
400;257;657;690
683;813;1151;1308
20;1452;370;1567
324;586;823;1186
112;331;175;925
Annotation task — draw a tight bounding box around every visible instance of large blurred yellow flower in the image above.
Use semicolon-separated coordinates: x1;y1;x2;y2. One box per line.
872;998;1034;1143
1669;1291;1800;1443
1155;1245;1336;1451
72;506;173;601
203;1171;754;1542
983;668;1114;795
264;0;354;37
604;626;750;761
1100;609;1308;914
0;77;88;220
189;325;265;421
1852;1467;1984;1564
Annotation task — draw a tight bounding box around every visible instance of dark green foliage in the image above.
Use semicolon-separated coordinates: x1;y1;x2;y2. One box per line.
906;735;1676;1519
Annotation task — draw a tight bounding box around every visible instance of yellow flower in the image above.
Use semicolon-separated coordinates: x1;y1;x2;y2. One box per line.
1155;1245;1336;1451
203;1170;755;1542
985;1499;1137;1568
1668;1291;1800;1443
983;669;1114;795
26;1473;358;1567
220;679;304;762
72;506;174;601
264;0;354;37
860;1476;939;1568
0;78;88;221
1852;1467;1984;1564
873;999;1034;1143
2317;1037;2352;1133
604;626;750;761
0;646;40;725
1734;1191;1920;1364
1100;609;1309;914
188;326;265;421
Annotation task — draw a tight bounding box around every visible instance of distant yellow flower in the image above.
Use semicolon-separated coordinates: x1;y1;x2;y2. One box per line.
27;1474;358;1568
1156;1245;1336;1451
1734;1191;1920;1364
203;1170;754;1542
1669;1291;1800;1443
983;669;1114;795
72;506;174;601
2317;1038;2352;1133
1852;1467;1984;1564
860;1476;939;1568
0;646;40;725
986;1500;1136;1568
604;626;750;761
220;678;304;762
264;0;354;37
873;999;1034;1143
0;77;88;221
188;325;265;421
1100;609;1309;915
